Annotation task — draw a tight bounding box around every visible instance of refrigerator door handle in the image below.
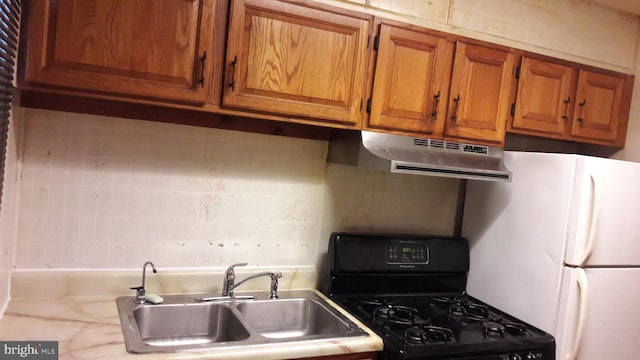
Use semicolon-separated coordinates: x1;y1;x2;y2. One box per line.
565;268;589;360
577;173;601;266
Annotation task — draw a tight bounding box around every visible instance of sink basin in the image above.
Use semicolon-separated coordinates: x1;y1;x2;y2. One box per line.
134;303;250;346
116;290;368;354
237;299;351;339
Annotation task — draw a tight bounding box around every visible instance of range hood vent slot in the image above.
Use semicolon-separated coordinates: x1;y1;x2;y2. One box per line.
414;138;430;147
327;130;512;182
446;142;460;151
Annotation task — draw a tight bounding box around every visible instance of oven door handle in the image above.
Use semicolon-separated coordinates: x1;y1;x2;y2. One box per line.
565;268;588;360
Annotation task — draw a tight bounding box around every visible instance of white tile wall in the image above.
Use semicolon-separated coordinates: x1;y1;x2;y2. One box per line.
16;109;327;269
14;108;460;270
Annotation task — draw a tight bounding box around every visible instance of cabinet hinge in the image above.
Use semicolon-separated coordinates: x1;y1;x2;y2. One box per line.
515;65;521;79
366;98;372;113
373;36;380;51
510;103;516;116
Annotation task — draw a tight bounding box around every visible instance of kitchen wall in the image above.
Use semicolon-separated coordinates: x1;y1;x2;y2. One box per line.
3;0;640;308
13;108;459;270
613;36;640;162
0;108;21;312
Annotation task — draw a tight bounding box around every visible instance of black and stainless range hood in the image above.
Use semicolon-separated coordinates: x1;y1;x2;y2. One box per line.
327;131;512;182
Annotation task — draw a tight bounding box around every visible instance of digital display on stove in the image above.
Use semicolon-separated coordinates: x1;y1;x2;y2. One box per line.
385;243;428;264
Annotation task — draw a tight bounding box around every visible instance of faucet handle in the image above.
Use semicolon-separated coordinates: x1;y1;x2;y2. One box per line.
130;286;146;304
225;262;248;277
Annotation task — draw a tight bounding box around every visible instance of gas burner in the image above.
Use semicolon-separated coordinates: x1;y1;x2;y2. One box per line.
373;305;419;327
504;322;528;337
447;302;489;322
483;321;506;338
430;295;467;305
358;298;399;307
404;325;455;345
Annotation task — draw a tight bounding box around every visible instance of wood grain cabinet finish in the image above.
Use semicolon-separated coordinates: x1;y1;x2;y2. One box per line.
510;56;574;136
444;42;515;146
366;23;453;137
366;25;513;146
222;0;370;127
509;56;633;146
20;0;215;104
570;69;628;144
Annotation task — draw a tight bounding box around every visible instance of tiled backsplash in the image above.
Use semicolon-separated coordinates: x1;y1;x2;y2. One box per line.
14;108;460;270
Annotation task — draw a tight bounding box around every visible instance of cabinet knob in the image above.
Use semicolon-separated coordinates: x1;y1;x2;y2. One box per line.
198;51;207;88
451;94;461;122
229;56;239;91
577;99;586;125
431;91;441;118
561;97;571;121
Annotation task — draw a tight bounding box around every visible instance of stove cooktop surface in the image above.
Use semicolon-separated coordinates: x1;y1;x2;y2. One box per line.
333;293;555;360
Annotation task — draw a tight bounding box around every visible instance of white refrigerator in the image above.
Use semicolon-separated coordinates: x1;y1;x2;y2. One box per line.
462;151;640;360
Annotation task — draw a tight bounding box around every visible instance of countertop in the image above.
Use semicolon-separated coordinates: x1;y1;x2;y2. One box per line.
0;268;383;359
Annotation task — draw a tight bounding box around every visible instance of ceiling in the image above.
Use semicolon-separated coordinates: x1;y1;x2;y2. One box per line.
593;0;640;15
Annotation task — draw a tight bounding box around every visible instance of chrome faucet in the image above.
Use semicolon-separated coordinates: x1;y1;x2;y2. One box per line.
130;261;157;304
222;262;283;299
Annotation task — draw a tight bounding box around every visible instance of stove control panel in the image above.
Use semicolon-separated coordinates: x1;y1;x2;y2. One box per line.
385;243;428;264
498;351;545;360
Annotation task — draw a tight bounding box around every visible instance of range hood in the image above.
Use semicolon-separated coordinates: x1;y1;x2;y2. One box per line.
327;131;512;182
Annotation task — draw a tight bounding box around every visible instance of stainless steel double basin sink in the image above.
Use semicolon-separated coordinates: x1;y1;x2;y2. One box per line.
116;290;368;354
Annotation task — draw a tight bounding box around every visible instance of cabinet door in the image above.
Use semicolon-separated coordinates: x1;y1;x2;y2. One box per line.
367;24;453;136
570;70;625;142
21;0;214;104
511;57;574;136
445;42;515;145
223;0;370;127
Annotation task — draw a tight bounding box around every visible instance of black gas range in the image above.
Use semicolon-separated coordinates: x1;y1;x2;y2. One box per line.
322;233;555;360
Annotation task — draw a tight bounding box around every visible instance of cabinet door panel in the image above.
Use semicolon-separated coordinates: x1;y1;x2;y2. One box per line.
570;70;624;142
224;0;369;126
22;0;213;104
445;42;514;145
367;24;453;135
512;57;573;135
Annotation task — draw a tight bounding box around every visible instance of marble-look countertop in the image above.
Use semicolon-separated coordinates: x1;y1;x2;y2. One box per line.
0;268;383;359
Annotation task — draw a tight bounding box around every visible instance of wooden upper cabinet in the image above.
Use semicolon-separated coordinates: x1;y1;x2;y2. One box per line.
510;56;574;136
444;42;515;145
20;0;214;104
570;70;627;143
366;23;453;136
222;0;370;127
507;56;633;146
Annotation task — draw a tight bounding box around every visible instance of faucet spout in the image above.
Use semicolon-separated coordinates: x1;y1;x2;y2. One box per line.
130;261;157;304
221;263;283;299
